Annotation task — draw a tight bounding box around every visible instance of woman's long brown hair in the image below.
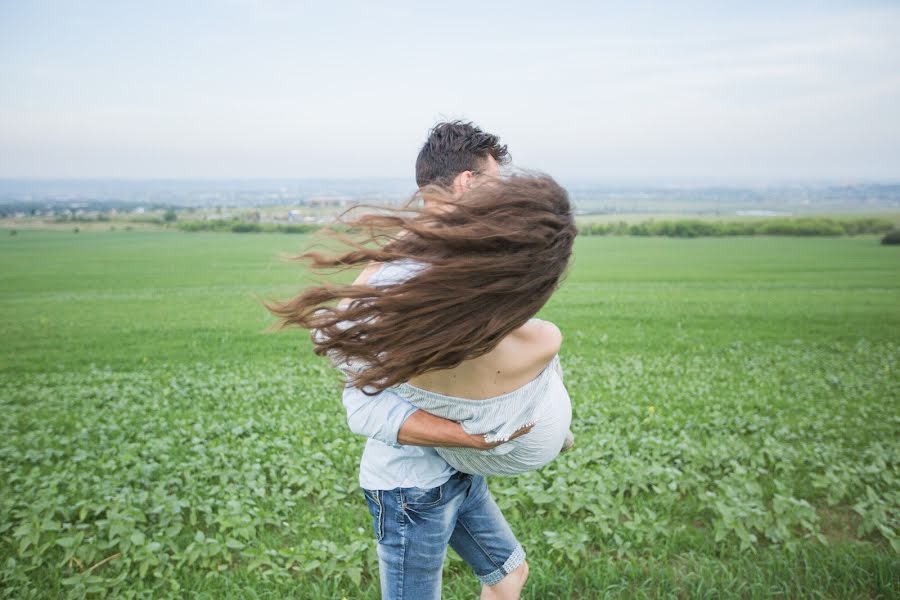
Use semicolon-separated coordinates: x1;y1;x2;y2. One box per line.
260;173;577;396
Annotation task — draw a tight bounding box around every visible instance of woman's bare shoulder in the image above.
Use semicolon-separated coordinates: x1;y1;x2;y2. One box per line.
514;318;562;350
355;261;384;284
494;318;562;371
337;262;384;309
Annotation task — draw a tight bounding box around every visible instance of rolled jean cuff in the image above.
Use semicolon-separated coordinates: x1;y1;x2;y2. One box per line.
477;543;526;586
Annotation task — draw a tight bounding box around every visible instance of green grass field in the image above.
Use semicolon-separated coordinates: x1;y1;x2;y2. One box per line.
1;229;898;599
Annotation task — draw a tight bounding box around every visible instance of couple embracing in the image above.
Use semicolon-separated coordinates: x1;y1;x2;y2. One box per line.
267;121;576;599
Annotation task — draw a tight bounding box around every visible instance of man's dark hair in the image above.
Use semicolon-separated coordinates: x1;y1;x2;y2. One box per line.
415;120;511;188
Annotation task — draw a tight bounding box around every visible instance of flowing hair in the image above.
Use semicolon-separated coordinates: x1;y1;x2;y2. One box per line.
260;173;577;396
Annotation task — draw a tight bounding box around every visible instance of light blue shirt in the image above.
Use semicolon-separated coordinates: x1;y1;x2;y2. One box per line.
336;259;456;490
342;384;456;490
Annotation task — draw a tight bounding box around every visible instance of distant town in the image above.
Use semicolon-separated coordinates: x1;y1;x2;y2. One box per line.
1;178;898;227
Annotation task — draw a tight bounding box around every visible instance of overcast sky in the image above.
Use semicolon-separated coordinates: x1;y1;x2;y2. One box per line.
1;0;898;180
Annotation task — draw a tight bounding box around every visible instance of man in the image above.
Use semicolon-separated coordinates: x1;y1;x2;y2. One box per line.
342;121;532;599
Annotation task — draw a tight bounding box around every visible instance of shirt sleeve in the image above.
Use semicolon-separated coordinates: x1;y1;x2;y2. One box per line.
320;342;416;447
342;383;418;447
552;353;564;381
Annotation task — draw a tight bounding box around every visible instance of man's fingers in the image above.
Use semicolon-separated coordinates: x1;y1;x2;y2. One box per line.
473;422;536;449
509;423;535;440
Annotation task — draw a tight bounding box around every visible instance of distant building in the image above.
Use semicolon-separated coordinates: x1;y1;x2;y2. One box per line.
735;210;792;217
305;195;351;208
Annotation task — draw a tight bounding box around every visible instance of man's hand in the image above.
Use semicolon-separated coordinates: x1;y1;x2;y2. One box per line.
396;409;534;449
465;421;534;450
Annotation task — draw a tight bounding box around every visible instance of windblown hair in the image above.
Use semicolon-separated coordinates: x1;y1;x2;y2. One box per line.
260;174;576;396
415;120;511;187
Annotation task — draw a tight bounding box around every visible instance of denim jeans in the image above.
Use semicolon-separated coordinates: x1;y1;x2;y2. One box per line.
362;471;526;599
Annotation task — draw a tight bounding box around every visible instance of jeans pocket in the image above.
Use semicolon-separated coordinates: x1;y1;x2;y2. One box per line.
400;484;443;508
362;489;384;543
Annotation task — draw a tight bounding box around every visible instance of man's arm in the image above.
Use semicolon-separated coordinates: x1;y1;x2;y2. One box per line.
341;383;416;448
397;408;533;448
342;383;531;449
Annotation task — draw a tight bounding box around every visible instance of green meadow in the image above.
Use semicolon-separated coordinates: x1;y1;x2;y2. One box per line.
1;229;898;599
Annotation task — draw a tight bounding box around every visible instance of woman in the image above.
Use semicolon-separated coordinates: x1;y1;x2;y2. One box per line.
264;173;576;598
352;257;575;476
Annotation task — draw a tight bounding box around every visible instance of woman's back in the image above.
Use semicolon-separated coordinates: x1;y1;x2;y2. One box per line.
407;313;562;399
347;259;562;399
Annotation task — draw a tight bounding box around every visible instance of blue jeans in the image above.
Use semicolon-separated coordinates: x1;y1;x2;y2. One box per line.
362;471;526;599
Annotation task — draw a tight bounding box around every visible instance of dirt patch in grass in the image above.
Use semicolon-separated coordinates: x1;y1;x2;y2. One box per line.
816;505;863;543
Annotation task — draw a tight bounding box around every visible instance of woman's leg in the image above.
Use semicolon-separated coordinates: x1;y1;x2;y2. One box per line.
448;474;530;599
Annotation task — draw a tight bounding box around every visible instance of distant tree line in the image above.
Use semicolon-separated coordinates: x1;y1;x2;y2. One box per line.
578;217;897;238
52;213;111;222
167;214;900;239
175;218;319;234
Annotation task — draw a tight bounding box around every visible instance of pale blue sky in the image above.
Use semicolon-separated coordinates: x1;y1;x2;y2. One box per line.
1;0;898;179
